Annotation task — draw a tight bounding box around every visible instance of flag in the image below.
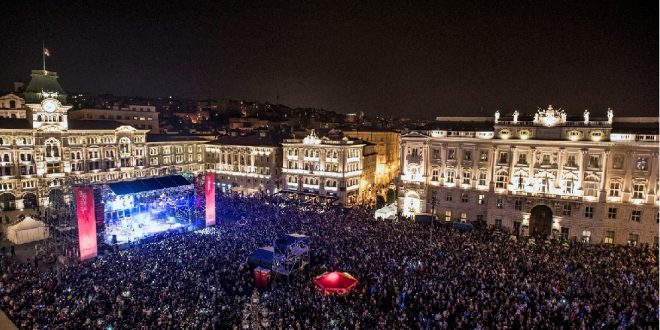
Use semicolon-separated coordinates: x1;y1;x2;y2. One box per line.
43;48;50;57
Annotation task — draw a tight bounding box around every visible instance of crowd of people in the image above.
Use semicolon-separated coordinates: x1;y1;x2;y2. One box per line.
0;193;657;329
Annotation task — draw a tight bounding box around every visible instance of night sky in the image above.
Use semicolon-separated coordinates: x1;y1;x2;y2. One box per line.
1;1;657;118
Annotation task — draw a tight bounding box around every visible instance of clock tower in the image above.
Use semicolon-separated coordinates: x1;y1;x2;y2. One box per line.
24;70;71;129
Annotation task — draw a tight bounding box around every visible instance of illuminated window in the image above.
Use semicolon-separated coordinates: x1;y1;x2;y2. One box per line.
478;172;487;186
636;157;648;171
460;212;467;222
446;169;455;183
604;231;614;244
633;184;645;200
631;210;641;222
431;168;439;182
584;179;599;198
462;171;471;185
480;150;488;161
627;233;639;247
478;194;485;205
496;173;508;189
444;210;451;222
608;181;621;197
582;230;591;243
584;206;593;218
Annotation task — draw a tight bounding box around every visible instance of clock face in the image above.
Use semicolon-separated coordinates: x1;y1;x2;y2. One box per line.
42;99;58;113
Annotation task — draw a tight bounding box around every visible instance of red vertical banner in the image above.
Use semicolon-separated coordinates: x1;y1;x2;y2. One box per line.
205;172;216;226
76;187;98;261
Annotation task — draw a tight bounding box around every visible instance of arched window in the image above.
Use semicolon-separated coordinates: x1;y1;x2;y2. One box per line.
119;137;131;154
45;138;60;157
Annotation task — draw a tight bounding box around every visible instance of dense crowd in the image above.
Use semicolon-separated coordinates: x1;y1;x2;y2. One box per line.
0;194;657;329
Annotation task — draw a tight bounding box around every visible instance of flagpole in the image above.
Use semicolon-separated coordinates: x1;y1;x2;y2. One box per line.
42;40;46;72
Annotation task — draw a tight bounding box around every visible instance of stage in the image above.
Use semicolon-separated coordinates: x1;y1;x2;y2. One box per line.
104;213;186;244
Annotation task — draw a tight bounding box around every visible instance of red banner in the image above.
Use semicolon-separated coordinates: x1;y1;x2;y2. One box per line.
76;187;97;261
205;173;216;226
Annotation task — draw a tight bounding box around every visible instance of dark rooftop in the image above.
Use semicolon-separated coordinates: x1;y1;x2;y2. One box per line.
209;132;283;147
0;118;32;130
68;120;127;130
146;134;211;143
423;121;494;131
612;123;659;135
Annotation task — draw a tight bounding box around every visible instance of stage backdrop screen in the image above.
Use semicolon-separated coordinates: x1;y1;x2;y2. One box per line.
205;173;216;226
76;187;98;261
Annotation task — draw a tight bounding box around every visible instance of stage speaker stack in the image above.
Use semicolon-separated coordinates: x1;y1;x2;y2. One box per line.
253;267;271;289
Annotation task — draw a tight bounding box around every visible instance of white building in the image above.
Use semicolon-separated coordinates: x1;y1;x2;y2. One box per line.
281;130;376;205
399;106;659;246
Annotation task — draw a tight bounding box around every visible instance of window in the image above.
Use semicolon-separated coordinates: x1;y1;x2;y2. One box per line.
444;210;451;222
446;192;453;202
514;199;523;211
633;184;645;200
612;155;624;169
562;204;571;216
432;149;440;160
462;171;471;185
431;168;439;182
636;157;648;171
478;172;487;186
608;181;621;197
498;152;508;164
541;154;551;165
604;231;614;244
446;169;455;183
478;194;485;205
460;212;467;222
582;230;591;244
461;193;468;203
566;154;577;167
479;150;488;161
517;153;527;165
631;210;641;222
607;207;617;219
495;219;502;227
584;180;599;198
447;149;456;160
496;173;508;189
496;198;503;209
463;151;472;161
628;233;639;247
588;155;600;168
585;206;594;218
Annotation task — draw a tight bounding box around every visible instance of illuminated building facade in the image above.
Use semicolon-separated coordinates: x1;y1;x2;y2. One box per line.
342;129;400;186
0;69;206;211
399;106;659;246
282;130;377;205
205;131;283;194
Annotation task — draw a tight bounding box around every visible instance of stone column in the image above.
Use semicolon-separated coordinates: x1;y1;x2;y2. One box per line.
599;150;610;202
555;149;564;190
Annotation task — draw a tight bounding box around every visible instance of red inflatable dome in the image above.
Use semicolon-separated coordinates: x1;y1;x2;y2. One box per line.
313;271;358;295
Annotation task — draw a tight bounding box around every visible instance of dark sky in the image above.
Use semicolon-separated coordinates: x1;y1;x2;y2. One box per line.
1;0;657;118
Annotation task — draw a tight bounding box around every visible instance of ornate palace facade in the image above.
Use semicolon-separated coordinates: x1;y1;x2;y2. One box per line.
282;130;377;205
0;69;206;210
399;107;659;246
205;131;283;194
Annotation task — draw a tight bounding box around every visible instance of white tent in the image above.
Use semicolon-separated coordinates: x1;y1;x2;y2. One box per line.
374;203;398;220
6;217;49;245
